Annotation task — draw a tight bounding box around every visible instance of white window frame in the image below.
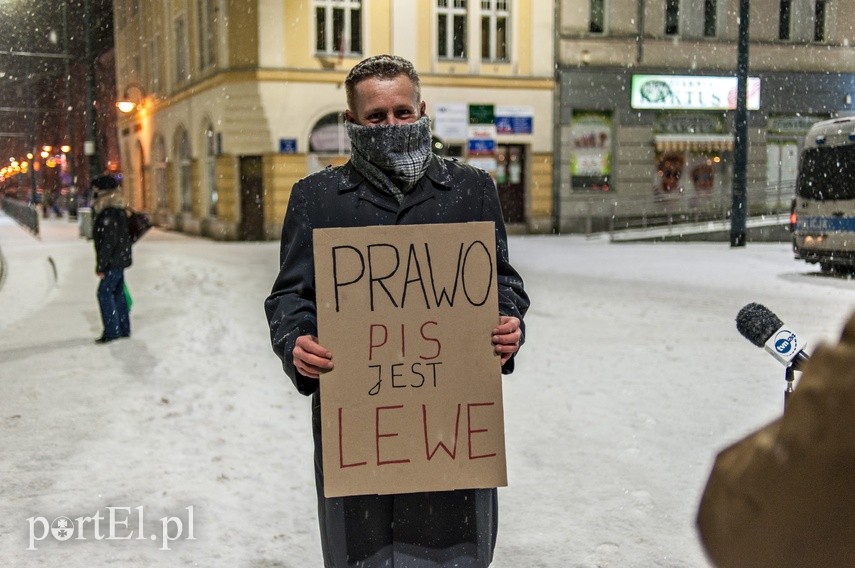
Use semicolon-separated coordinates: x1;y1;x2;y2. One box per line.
153;135;167;210
205;124;218;217
174;14;189;85
480;0;510;62
197;0;218;71
177;128;192;213
437;0;468;60
150;33;162;94
313;0;362;56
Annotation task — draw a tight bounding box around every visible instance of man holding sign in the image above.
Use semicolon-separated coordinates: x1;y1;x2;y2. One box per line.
265;55;529;567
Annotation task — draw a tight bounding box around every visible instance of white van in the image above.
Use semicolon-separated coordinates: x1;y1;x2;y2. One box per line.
792;116;855;273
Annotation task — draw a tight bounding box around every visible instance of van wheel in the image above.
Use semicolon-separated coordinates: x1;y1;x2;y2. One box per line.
820;262;833;273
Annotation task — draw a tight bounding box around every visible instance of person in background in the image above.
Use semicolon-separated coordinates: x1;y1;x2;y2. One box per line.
654;151;685;202
92;178;132;343
264;54;529;567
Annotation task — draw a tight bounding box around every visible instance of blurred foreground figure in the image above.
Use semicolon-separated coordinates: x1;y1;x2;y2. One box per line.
697;312;855;567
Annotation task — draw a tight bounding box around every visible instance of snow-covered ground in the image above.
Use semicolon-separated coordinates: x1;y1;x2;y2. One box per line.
1;212;854;567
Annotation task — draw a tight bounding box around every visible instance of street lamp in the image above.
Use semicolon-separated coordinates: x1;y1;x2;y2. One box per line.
116;83;145;114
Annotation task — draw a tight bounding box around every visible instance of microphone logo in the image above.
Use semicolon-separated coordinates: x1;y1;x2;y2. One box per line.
773;330;798;356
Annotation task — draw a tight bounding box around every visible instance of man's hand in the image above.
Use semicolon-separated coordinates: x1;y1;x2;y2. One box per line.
493;315;522;365
293;335;334;379
96;271;104;278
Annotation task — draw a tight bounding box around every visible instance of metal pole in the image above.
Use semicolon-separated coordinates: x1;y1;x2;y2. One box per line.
84;0;100;204
730;0;750;247
63;0;78;218
551;0;562;234
29;116;37;205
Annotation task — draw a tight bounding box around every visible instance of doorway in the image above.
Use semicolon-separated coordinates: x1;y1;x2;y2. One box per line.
495;144;526;224
239;155;264;240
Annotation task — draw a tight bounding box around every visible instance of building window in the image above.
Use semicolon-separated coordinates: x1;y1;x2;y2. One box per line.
665;0;679;36
589;0;605;33
481;0;509;62
151;34;162;94
703;0;716;37
177;129;192;213
153;135;167;210
175;15;188;84
205;124;218;217
779;0;791;40
117;0;127;29
314;0;362;55
437;0;467;59
136;141;147;211
814;0;826;42
197;0;217;70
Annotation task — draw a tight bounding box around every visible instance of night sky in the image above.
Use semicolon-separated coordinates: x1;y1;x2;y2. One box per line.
0;0;114;160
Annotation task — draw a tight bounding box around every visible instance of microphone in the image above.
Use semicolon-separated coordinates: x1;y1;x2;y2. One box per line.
736;303;810;370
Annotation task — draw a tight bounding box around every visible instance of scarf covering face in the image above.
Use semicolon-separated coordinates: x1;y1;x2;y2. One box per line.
346;116;432;204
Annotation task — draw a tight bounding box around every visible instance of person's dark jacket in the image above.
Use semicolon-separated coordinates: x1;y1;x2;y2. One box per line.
93;206;132;273
266;155;529;395
264;155;529;567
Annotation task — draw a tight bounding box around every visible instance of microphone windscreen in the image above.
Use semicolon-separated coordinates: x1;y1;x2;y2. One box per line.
736;303;784;347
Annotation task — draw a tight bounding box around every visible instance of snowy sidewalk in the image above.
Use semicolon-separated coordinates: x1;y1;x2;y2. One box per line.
0;216;320;566
2;214;855;567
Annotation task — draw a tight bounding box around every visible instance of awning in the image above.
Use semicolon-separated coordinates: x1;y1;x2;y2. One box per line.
654;134;734;153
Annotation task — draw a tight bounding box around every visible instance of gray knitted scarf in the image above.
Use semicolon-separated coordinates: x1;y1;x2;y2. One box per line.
346;116;432;204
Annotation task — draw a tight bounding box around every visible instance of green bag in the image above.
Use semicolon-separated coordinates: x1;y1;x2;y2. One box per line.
123;282;133;311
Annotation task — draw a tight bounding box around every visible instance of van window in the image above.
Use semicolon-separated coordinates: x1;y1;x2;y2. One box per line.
797;144;855;200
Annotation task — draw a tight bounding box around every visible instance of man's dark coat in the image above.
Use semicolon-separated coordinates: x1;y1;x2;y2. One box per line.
265;155;529;567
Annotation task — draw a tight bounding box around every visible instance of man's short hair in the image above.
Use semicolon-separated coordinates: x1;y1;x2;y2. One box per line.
345;54;421;111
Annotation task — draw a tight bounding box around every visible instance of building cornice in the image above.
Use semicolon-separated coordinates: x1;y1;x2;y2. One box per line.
116;68;555;125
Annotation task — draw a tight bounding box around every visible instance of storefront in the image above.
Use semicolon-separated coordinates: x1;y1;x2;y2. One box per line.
555;68;854;233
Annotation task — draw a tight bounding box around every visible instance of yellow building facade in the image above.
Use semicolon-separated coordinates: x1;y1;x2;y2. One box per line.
114;0;555;240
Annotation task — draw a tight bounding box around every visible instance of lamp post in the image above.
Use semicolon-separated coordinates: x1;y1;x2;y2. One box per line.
730;0;750;247
83;0;100;205
63;0;78;218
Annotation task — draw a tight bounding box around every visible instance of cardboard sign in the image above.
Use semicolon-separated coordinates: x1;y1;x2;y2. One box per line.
313;222;506;498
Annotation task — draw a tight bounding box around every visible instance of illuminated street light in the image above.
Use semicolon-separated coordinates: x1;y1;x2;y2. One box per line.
116;100;136;113
116;82;145;114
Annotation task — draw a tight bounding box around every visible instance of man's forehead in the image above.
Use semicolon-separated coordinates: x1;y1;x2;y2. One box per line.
354;75;415;93
354;80;418;105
